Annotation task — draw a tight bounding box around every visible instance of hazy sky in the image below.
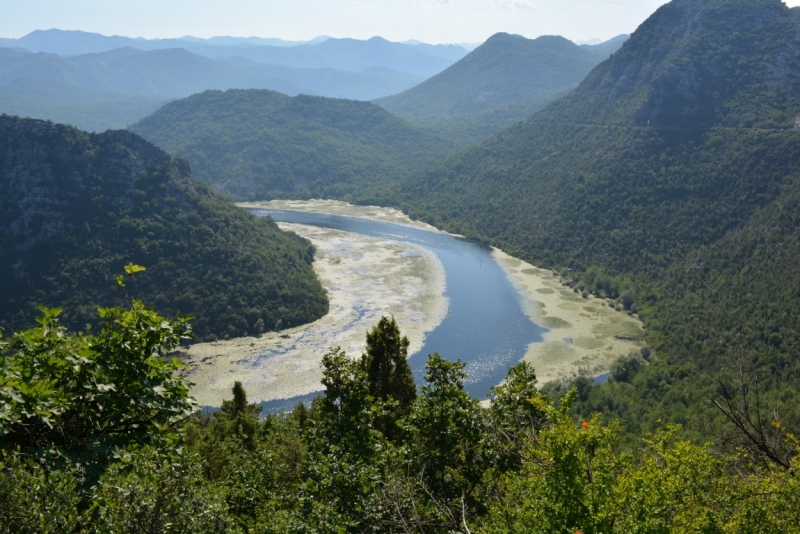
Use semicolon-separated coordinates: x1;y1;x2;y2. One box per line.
1;0;799;44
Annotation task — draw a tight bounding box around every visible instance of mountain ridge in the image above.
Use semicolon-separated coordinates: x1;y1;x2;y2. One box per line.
130;89;460;201
393;0;800;435
0;115;328;339
0;29;469;75
374;32;628;143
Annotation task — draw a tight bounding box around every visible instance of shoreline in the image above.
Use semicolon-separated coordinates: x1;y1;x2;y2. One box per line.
183;199;646;406
238;199;454;235
179;220;448;407
491;249;645;385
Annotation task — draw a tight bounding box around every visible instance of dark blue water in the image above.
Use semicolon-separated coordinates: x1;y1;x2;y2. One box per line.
250;209;546;411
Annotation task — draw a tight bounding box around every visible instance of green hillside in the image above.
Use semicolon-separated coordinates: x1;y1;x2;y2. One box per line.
399;0;800;437
131;89;459;201
374;33;625;143
0;115;328;340
376;34;602;118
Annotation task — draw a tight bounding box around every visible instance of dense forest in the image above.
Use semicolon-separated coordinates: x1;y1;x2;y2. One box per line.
1;303;796;531
392;0;800;442
0;116;328;340
131;89;459;201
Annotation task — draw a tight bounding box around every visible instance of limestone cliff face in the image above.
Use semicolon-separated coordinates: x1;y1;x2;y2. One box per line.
0;115;328;339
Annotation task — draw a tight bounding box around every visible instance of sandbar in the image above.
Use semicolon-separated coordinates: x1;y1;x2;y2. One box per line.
183;199;646;406
179;222;448;407
492;249;645;385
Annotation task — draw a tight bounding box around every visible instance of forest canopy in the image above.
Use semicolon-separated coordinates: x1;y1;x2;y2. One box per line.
0;116;328;340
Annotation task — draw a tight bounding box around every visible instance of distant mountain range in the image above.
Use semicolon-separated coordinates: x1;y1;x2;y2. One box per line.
0;30;335;55
375;33;628;144
0;29;468;75
0;30;473;131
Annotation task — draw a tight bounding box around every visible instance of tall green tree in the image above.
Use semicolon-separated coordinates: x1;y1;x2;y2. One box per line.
360;316;417;441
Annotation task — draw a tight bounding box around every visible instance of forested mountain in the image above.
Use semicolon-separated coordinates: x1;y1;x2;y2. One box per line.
398;0;800;437
131;89;459;201
0;115;328;339
375;33;627;144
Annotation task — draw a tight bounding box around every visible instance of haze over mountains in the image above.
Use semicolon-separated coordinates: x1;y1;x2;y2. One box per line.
0;29;335;55
0;28;628;137
376;33;628;143
0;30;470;131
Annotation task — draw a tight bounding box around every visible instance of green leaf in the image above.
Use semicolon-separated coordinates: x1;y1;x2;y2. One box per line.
124;263;147;277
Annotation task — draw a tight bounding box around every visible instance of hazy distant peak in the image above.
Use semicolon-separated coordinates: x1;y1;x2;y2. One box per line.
376;30;610;124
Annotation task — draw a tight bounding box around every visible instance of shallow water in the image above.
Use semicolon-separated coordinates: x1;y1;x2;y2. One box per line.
250;209;546;411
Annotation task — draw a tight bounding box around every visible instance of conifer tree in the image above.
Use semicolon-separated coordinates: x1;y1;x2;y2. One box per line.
361;317;417;440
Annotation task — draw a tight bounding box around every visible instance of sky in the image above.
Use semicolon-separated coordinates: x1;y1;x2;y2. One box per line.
1;0;799;44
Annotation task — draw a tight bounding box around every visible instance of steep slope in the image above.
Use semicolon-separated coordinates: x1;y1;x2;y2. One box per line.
399;0;800;434
375;33;627;144
0;115;328;339
131;89;458;201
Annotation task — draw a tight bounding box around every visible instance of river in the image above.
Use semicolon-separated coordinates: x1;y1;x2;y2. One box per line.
250;208;546;412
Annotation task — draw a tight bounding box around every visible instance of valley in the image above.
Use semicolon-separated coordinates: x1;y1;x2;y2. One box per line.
2;0;799;529
181;218;448;407
181;200;644;411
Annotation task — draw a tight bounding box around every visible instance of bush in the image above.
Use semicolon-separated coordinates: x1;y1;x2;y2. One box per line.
95;448;234;533
611;353;643;383
0;451;85;532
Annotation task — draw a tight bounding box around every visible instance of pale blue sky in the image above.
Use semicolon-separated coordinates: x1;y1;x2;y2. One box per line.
1;0;798;44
